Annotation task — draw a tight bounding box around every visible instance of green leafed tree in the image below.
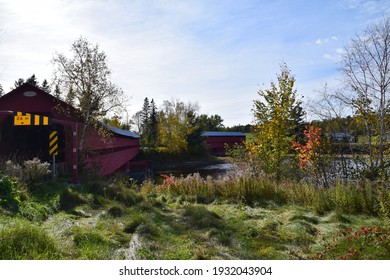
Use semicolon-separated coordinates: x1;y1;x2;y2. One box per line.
187;114;224;154
248;63;305;179
196;114;224;132
52;36;126;152
158;99;199;154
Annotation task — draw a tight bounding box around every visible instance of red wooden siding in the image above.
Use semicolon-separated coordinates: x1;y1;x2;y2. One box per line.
0;83;140;179
202;132;246;156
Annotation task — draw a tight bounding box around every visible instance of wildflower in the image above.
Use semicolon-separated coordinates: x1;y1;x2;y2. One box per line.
161;174;175;185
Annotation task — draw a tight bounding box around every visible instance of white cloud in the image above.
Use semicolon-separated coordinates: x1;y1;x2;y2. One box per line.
315;36;338;45
345;0;387;14
322;47;346;62
323;54;334;60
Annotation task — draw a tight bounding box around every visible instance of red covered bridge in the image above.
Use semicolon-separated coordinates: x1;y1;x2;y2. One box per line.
201;131;246;156
0;83;140;182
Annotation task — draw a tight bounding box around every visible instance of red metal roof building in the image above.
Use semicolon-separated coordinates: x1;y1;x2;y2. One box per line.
0;83;140;182
201;131;246;156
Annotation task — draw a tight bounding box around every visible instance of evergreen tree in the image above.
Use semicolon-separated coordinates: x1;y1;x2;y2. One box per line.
54;84;62;99
41;79;51;93
140;97;150;146
290;100;306;143
14;78;24;88
0;84;4;97
149;99;159;147
26;74;38;86
141;97;150;134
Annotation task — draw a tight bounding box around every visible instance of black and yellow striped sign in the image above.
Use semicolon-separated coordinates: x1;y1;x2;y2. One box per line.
13;111;51;126
49;131;59;156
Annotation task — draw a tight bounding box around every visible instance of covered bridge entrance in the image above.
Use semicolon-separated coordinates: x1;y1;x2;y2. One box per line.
0;83;140;182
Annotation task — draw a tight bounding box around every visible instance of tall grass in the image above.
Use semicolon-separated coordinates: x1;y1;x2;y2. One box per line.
72;227;118;260
0;220;61;259
152;173;389;217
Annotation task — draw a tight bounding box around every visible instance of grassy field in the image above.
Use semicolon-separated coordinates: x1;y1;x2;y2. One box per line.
0;174;389;260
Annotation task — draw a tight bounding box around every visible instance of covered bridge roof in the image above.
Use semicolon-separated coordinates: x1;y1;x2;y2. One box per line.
103;123;140;139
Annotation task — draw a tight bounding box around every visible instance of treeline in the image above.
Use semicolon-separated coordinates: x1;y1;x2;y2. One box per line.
0;74;51;97
0;73;252;157
311;116;366;142
129;97;225;155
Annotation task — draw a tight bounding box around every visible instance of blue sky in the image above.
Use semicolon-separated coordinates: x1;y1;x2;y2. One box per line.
1;0;390;127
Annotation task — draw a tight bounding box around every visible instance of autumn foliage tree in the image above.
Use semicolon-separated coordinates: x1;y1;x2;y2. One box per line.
291;125;330;186
248;63;305;179
292;126;322;170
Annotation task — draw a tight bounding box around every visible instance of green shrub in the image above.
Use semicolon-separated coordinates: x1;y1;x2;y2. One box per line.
0;221;61;259
18;201;53;222
378;186;390;218
0;173;20;212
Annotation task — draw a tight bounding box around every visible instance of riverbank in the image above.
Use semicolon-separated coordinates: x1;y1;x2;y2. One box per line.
1;180;389;260
150;156;233;181
1;171;389;260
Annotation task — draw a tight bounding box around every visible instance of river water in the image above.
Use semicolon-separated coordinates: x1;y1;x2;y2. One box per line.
154;162;235;181
139;157;380;184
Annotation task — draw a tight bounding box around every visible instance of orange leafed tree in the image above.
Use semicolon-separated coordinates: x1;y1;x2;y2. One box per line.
292;125;322;172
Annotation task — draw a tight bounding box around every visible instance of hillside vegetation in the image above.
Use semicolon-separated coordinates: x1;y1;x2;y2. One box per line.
1;169;389;260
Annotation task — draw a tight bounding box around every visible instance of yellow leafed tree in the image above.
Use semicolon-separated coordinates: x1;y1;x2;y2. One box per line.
249;63;304;179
